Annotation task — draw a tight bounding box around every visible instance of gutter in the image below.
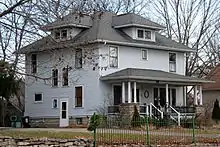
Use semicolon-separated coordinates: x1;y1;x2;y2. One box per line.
100;75;214;84
95;39;195;52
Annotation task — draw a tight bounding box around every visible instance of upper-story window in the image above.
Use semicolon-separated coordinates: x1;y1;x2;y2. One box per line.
142;49;148;60
75;49;82;69
137;29;152;40
54;29;67;40
52;69;58;87
62;67;68;86
109;46;118;68
31;54;37;73
169;53;176;72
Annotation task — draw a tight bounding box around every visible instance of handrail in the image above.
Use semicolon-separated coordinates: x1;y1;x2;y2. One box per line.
169;105;180;126
150;103;163;119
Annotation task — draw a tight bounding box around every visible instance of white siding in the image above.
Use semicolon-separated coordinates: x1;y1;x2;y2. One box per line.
99;44;185;76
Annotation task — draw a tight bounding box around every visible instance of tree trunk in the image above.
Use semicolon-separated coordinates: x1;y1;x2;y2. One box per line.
0;99;5;127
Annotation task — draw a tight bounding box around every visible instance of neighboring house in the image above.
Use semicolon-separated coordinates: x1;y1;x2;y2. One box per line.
202;64;220;112
17;12;211;127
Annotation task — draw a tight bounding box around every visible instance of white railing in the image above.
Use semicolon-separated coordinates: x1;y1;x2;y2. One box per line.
149;103;163;119
169;105;181;126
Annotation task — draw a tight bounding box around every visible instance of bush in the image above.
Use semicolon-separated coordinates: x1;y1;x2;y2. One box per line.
212;99;220;123
131;105;142;128
87;113;100;131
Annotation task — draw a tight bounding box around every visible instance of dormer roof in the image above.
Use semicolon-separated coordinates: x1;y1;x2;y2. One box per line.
112;13;165;30
41;13;92;31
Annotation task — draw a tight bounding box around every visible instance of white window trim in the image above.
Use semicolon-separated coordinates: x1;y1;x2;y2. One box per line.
136;28;153;41
62;67;69;87
31;53;37;74
54;29;68;40
169;52;177;72
74;85;84;108
52;98;59;109
51;69;59;88
34;93;43;103
109;45;119;68
141;49;148;60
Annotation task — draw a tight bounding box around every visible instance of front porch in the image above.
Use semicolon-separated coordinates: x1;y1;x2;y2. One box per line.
100;68;212;125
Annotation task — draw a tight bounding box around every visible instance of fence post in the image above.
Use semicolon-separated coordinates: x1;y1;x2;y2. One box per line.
145;117;150;146
192;115;196;145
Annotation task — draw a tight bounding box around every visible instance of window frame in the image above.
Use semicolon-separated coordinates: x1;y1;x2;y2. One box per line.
141;49;148;60
52;98;58;109
169;52;177;72
109;46;119;68
62;67;69;86
54;29;68;40
61;29;68;39
52;69;58;87
75;49;83;69
31;54;37;74
34;93;43;103
74;85;84;108
136;28;152;41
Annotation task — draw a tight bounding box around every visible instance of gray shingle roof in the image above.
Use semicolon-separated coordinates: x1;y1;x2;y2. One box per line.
100;68;212;84
112;13;165;29
41;13;92;30
17;12;193;54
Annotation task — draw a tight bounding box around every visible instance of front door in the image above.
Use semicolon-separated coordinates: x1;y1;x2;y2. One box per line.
113;85;122;105
59;99;69;127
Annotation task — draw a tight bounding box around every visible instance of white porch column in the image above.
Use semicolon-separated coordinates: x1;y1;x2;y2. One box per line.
166;84;169;108
122;82;125;103
134;82;137;103
128;81;131;103
194;85;198;105
199;85;203;105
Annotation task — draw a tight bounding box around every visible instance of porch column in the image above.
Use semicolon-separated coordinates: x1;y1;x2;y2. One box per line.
128;81;131;103
166;84;169;108
122;82;125;103
194;85;198;105
133;82;137;103
183;86;187;106
199;85;203;105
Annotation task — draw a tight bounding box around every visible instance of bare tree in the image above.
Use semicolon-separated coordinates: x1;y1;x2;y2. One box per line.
150;0;220;78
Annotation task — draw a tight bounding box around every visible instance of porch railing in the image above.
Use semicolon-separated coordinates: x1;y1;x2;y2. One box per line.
174;106;195;114
149;103;163;119
169;105;181;126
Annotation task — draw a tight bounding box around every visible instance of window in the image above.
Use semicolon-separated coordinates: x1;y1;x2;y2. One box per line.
137;29;144;38
76;118;83;125
145;30;151;39
62;67;68;86
52;69;58;87
75;86;83;107
54;29;67;39
142;49;148;60
169;53;176;72
52;99;58;108
55;31;60;39
31;54;37;73
75;49;82;69
137;29;152;40
34;93;43;102
109;46;118;68
61;30;67;39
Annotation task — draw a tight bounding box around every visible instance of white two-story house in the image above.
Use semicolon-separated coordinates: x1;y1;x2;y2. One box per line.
18;12;210;127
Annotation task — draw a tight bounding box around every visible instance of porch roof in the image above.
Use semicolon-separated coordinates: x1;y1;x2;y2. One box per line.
100;68;214;85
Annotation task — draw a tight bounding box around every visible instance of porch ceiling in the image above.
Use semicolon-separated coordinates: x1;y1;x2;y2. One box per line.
100;68;214;85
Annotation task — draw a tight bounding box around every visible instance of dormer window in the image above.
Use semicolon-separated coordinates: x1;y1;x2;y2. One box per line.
61;30;67;39
137;29;152;40
54;29;68;40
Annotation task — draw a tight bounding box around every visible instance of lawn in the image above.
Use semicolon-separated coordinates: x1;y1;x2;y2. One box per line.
0;130;93;139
